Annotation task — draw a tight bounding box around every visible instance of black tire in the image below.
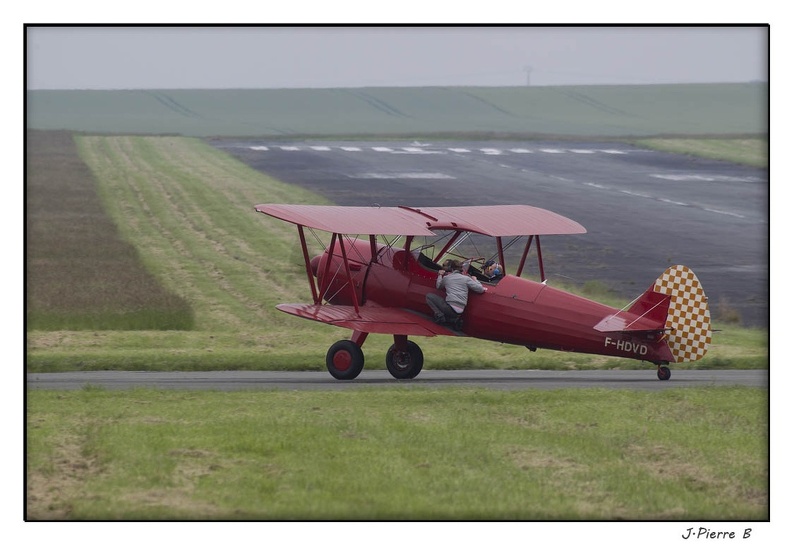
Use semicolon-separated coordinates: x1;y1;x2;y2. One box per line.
386;341;424;380
657;365;671;381
326;340;365;380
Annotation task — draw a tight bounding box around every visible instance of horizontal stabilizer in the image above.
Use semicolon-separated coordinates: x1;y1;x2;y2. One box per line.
276;303;458;337
593;313;668;334
596;265;711;363
595;287;670;333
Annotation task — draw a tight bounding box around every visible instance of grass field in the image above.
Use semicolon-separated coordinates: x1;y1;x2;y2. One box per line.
26;386;768;520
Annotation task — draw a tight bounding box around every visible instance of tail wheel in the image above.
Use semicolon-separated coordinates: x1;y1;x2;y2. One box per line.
657;365;671;381
386;341;424;380
326;340;365;380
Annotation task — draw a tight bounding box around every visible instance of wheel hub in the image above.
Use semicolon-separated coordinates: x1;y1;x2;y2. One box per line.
332;350;352;371
392;351;410;370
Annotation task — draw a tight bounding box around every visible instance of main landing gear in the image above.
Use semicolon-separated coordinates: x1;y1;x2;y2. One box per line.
656;364;671;381
386;340;424;379
326;340;365;380
325;332;424;380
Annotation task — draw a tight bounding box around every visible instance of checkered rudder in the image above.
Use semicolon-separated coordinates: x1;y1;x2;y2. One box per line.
653;265;711;363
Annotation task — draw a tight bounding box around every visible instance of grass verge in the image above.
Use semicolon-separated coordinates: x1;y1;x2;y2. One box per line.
26;386;768;520
25;321;767;373
632;137;768;168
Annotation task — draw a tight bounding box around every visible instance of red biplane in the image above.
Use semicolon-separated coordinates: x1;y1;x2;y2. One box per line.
255;204;711;381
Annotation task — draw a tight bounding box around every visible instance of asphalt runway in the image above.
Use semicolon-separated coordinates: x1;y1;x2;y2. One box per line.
27;370;767;391
216;139;769;327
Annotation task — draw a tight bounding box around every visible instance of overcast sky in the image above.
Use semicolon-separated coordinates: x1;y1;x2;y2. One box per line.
26;26;768;90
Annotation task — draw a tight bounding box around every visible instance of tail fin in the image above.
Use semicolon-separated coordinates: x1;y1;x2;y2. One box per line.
650;265;712;362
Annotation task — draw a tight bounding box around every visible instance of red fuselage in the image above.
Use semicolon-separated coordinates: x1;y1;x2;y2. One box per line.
313;239;674;364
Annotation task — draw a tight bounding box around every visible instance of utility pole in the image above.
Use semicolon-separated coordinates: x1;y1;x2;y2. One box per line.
524;65;533;86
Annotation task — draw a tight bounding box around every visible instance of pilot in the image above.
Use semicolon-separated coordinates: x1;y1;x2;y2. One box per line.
483;260;503;282
426;259;486;330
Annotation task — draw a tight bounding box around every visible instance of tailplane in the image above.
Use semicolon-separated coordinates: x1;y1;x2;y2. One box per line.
648;265;712;362
596;265;712;363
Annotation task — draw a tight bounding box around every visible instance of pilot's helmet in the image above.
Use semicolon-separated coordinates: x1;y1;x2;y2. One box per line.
484;260;502;277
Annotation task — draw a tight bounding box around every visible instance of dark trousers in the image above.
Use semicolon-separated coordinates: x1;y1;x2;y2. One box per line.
426;293;461;322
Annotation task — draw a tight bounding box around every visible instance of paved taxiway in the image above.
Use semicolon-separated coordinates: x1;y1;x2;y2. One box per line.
27;370;767;391
218;139;768;327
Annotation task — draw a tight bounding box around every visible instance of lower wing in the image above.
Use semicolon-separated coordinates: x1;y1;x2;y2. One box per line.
276;303;459;337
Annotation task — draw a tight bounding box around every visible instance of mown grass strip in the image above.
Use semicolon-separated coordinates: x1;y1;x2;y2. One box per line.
75;135;330;331
26;386;768;520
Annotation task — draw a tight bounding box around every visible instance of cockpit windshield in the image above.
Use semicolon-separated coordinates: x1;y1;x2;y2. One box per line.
410;233;505;284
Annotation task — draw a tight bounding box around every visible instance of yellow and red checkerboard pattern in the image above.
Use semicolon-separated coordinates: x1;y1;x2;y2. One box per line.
653;265;712;362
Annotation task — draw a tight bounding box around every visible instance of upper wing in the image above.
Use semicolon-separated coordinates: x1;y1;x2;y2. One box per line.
276;303;459;337
255;204;585;237
420;205;586;236
255;204;436;236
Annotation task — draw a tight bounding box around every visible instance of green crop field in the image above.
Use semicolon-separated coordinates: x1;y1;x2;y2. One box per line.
25;83;769;520
26;83;767;138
